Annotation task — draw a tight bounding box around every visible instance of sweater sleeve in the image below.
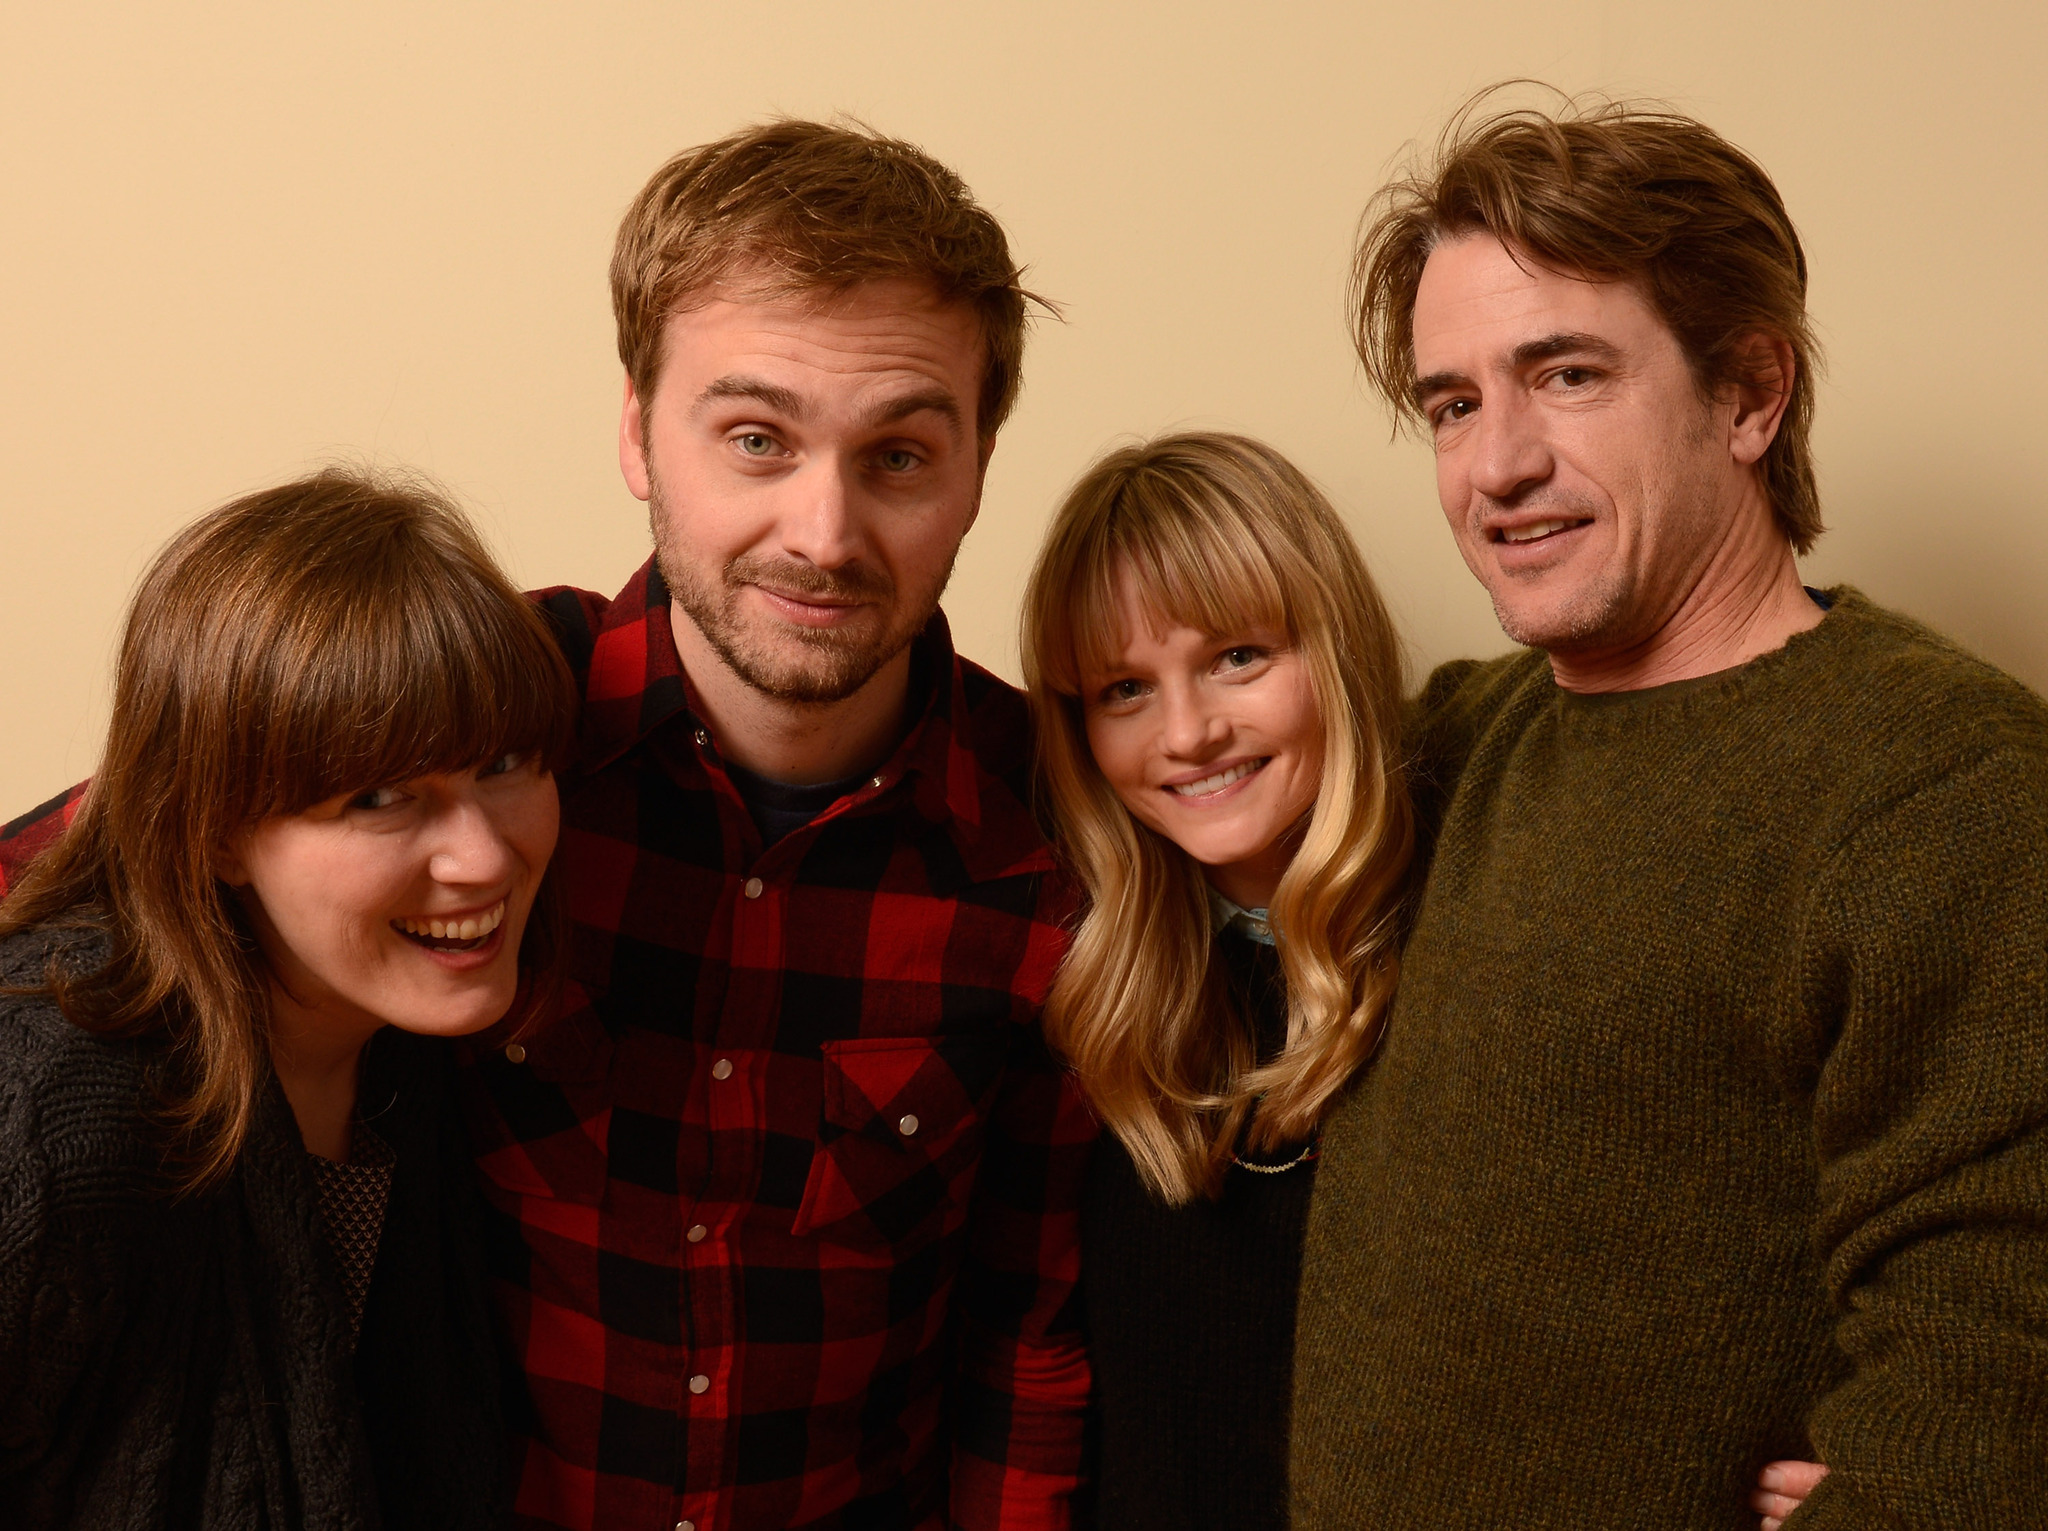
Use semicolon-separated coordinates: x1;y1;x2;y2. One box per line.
0;1022;70;1483
1787;745;2048;1530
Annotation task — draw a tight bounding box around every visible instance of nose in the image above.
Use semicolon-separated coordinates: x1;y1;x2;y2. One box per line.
1464;391;1554;504
426;792;519;889
779;457;864;570
1159;681;1228;760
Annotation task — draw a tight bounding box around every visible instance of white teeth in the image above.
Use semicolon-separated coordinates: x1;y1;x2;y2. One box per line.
1171;759;1266;798
1502;519;1575;544
395;900;505;941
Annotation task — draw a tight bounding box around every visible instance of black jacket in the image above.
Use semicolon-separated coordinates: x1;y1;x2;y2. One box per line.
0;927;507;1530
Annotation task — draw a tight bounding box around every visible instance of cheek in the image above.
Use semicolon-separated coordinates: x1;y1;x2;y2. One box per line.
246;854;404;964
508;786;562;877
1081;718;1150;808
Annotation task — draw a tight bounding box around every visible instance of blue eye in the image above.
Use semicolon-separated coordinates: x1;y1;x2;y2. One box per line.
736;432;776;456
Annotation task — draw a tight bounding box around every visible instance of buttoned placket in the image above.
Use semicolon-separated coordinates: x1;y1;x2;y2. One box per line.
672;713;912;1522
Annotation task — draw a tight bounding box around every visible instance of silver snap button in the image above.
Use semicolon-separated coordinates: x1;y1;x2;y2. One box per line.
688;1373;710;1394
711;1058;733;1081
693;728;709;747
870;775;885;789
743;877;763;899
687;1223;707;1243
504;1042;527;1064
898;1113;920;1136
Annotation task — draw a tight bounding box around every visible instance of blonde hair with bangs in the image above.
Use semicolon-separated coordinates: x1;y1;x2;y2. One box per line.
1022;432;1413;1204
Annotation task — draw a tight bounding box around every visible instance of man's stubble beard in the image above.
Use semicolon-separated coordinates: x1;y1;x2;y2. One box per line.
650;476;957;706
1483;408;1722;655
1478;490;1638;653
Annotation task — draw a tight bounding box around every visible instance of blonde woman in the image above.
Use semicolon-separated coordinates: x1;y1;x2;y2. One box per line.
1020;432;1827;1531
1020;431;1409;1531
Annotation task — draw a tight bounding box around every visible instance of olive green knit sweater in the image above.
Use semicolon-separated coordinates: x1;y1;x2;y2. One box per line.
1290;590;2048;1530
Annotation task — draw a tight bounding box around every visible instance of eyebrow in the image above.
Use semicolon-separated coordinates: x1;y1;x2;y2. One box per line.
694;375;809;421
691;376;965;443
1412;332;1625;408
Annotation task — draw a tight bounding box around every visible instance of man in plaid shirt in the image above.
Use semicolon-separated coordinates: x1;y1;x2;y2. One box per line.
1;121;1095;1531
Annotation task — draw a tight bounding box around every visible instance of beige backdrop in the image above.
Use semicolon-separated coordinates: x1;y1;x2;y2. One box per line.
4;1;2046;814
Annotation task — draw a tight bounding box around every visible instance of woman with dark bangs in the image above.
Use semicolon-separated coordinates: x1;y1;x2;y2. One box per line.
0;470;576;1530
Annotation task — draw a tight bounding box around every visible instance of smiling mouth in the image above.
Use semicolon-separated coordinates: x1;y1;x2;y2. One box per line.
1170;759;1268;798
1492;517;1591;545
392;900;506;953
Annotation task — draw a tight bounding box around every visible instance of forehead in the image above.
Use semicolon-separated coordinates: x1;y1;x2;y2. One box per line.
1079;564;1286;675
1411;234;1672;374
660;276;983;409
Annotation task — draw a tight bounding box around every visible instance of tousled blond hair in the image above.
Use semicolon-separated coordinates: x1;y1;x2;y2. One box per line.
612;118;1052;438
1022;432;1413;1203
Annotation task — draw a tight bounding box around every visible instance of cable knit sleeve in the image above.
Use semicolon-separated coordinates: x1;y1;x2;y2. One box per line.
0;962;150;1523
1790;745;2048;1529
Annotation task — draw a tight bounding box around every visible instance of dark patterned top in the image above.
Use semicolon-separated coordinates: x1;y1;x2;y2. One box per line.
308;1123;395;1342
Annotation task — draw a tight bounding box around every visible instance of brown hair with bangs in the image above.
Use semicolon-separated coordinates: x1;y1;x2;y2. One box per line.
612;117;1053;440
0;468;577;1188
1354;84;1824;551
1022;432;1413;1203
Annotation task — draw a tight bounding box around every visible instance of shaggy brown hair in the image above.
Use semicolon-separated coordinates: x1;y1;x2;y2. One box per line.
0;469;577;1188
1353;86;1824;551
612;118;1052;440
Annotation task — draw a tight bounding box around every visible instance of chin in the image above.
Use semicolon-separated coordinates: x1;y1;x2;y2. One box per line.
1490;582;1629;651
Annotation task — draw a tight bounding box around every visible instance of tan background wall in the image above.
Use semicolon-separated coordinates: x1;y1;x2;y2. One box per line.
4;1;2045;815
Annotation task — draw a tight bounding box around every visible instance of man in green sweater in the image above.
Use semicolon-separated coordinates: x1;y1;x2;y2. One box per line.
1289;94;2048;1529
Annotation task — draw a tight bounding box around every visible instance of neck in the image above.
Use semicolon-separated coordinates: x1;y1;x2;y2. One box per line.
267;984;379;1161
671;602;915;785
1548;502;1823;695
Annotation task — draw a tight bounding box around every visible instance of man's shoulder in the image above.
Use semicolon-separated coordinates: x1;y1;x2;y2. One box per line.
1823;589;2048;761
1404;648;1550;764
526;582;618;685
952;653;1033;784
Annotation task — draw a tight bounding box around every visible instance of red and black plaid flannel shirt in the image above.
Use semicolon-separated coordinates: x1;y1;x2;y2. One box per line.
468;561;1094;1531
0;557;1097;1531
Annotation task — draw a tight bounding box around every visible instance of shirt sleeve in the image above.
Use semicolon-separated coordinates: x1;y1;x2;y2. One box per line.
1788;745;2048;1528
0;783;88;899
945;1008;1098;1531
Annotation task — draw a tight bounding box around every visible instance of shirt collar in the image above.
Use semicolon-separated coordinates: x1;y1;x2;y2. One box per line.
572;558;1041;879
1207;886;1275;945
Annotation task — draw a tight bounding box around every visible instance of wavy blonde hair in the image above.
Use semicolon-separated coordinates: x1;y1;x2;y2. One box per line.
1022;432;1412;1203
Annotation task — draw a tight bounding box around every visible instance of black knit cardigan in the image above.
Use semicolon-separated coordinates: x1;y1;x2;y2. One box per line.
0;927;508;1530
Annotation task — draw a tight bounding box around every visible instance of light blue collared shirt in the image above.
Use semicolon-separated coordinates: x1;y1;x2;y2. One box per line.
1206;886;1275;946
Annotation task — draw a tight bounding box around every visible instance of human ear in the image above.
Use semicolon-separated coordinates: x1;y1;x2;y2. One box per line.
211;838;253;888
1726;333;1797;468
619;372;653;502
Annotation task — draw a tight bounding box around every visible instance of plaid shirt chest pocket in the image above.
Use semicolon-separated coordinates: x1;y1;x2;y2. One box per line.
791;1033;1010;1251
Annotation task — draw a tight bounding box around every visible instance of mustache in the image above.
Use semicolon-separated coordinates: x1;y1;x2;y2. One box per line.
726;555;894;604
